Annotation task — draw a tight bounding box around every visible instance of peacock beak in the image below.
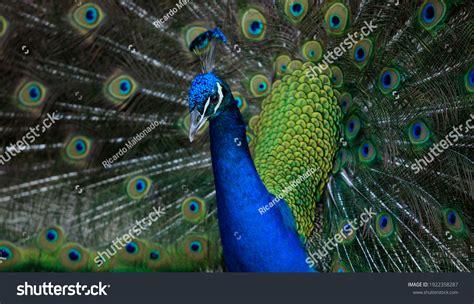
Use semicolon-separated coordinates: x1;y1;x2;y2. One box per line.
189;109;208;142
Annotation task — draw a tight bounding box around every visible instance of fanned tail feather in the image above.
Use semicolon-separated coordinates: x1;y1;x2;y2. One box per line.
0;0;472;272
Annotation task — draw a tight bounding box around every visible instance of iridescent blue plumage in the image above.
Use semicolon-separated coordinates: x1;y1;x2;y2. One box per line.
187;30;313;270
207;99;313;271
188;73;221;111
189;27;227;52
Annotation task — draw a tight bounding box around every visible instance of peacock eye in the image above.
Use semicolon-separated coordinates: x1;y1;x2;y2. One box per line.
324;3;349;35
275;55;291;76
190;241;202;252
284;0;309;23
339;92;352;114
301;41;323;62
190;202;198;212
378;67;401;94
196;37;209;50
246;132;254;146
149;250;160;261
375;213;395;238
125;242;139;254
38;226;65;252
70;3;105;31
210;94;219;104
182;196;207;223
442;208;465;235
331;66;343;88
418;0;447;30
17;81;47;108
126;175;152;200
59;243;89;271
104;73;138;105
345;115;361;140
241;8;266;41
46;229;59;242
183;236;208;260
358;141;377;164
185;26;211;54
352;39;373;69
146;245;165;269
188;29;212;53
68;249;81;262
65;135;92;161
408;121;430;145
250;75;271;97
0;247;12;260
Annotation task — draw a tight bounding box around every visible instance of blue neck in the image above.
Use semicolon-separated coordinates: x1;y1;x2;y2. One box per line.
209;102;313;272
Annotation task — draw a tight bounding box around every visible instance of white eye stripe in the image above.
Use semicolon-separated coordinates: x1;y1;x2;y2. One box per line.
203;96;211;114
199;83;223;123
213;83;224;114
197;96;211;126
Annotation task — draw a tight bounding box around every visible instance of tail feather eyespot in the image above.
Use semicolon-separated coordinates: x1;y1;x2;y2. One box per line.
64;135;92;161
104;73;138;105
241;9;267;41
358;141;376;164
182;196;208;223
408;121;431;145
375;213;396;238
70;3;105;31
442;208;466;236
38;226;66;252
59;243;89;271
126;176;152;200
16;81;47;109
284;0;309;23
352;39;373;69
378;68;401;94
418;0;447;30
301;41;323;63
250;75;271;97
324;3;349;35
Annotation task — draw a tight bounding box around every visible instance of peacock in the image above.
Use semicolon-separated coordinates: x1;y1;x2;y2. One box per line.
0;0;472;272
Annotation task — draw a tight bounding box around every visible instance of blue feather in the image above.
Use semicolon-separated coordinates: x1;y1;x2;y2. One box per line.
209;101;313;272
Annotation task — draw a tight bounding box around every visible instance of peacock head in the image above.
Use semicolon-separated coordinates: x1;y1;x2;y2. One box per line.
188;72;232;142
